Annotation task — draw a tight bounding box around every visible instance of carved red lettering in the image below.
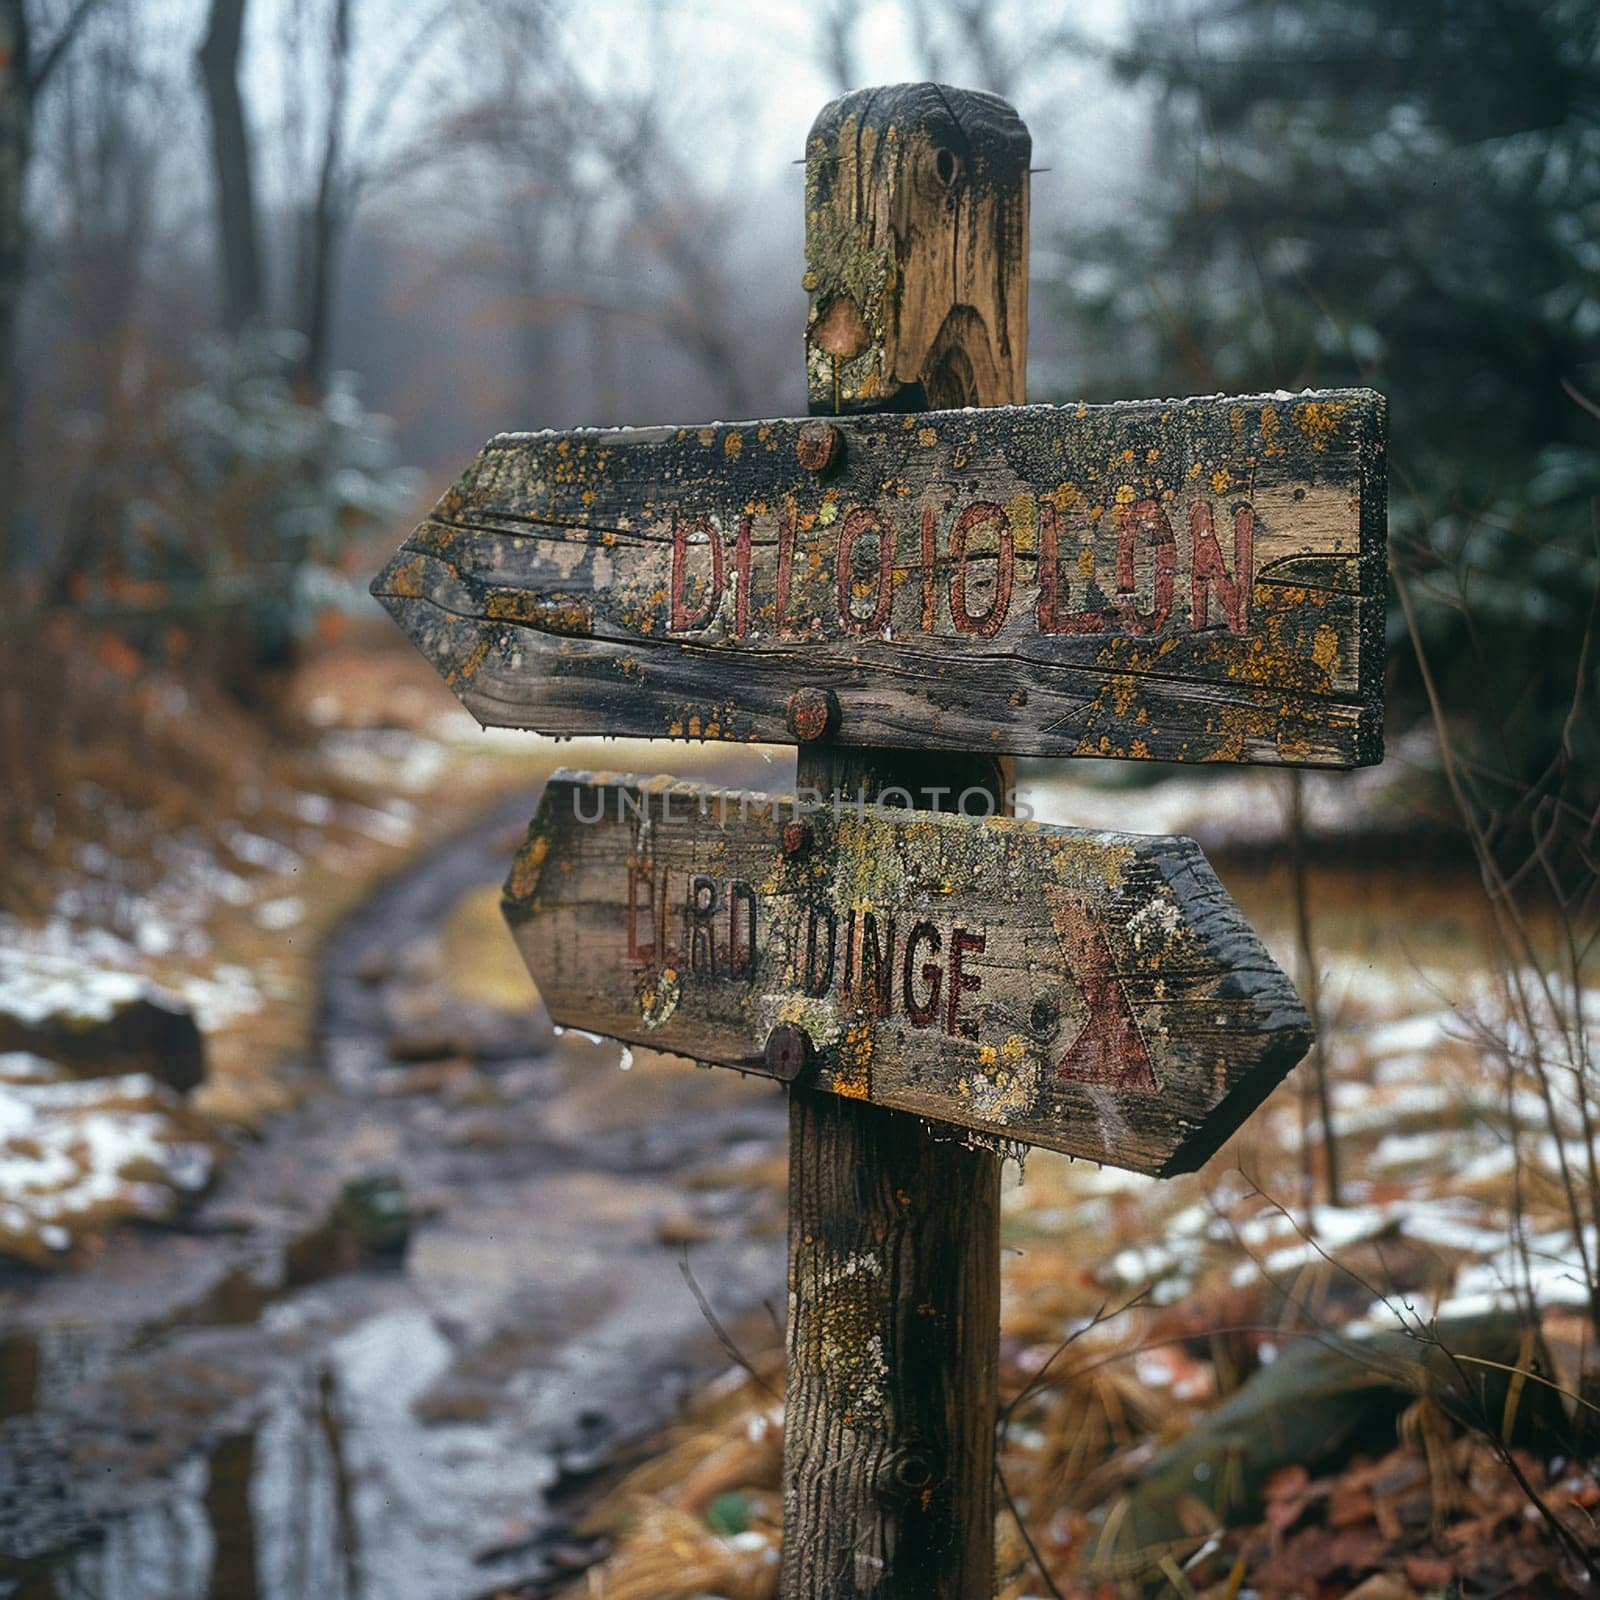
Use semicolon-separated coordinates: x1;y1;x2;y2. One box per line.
728;880;756;978
685;874;717;976
668;515;724;632
1189;499;1254;634
946;927;985;1039
1043;886;1157;1090
837;506;895;635
1114;498;1176;634
774;500;800;638
903;920;942;1027
1035;500;1105;635
846;910;895;1017
626;860;655;963
733;512;754;638
802;906;836;996
948;501;1013;638
920;503;938;632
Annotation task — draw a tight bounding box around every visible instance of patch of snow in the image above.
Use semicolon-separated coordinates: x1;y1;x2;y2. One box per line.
320;728;450;794
0;1063;214;1257
170;964;264;1031
1371;1053;1433;1085
219;822;301;874
134;917;177;957
1372;1130;1460;1169
345;803;415;845
1363;1012;1460;1059
295;792;336;825
254;896;306;932
0;947;178;1027
0;1052;61;1082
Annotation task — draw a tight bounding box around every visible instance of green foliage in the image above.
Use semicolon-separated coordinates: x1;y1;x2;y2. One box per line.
705;1490;752;1537
171;328;421;574
169;328;423;661
1052;0;1600;813
58;327;421;675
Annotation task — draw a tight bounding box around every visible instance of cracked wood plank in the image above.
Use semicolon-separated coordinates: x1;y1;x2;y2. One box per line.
502;771;1313;1178
373;388;1386;768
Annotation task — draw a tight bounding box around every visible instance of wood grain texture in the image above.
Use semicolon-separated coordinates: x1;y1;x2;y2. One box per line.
372;388;1387;768
784;1087;999;1597
502;771;1313;1179
803;82;1029;414
780;742;1005;1600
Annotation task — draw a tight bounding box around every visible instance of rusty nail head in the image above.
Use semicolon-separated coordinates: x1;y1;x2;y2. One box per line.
787;686;839;743
765;1024;813;1084
781;818;812;858
796;420;843;475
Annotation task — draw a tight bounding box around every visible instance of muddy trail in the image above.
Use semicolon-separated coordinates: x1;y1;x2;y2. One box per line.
0;782;790;1600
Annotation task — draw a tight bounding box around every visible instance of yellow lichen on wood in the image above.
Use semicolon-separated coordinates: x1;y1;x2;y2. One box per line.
505;833;548;901
1292;400;1347;451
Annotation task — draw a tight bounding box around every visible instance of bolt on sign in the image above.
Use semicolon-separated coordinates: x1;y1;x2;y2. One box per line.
373;393;1386;768
503;772;1312;1177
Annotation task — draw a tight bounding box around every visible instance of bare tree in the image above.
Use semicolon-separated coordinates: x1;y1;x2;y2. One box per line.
816;0;864;95
907;0;1017;97
279;0;456;390
0;1;28;570
0;0;98;577
812;3;1102;106
26;2;214;600
294;0;349;386
434;0;764;420
197;0;263;332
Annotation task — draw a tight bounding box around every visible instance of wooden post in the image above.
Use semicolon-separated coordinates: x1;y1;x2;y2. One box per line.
780;85;1030;1599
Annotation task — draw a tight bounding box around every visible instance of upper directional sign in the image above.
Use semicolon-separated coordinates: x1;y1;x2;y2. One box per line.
375;388;1386;769
503;771;1313;1176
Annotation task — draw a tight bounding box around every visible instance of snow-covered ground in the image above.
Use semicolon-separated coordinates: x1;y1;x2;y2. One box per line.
0;1051;214;1264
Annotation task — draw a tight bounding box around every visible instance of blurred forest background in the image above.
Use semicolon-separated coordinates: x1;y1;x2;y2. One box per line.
1;0;1595;852
1;3;1599;1594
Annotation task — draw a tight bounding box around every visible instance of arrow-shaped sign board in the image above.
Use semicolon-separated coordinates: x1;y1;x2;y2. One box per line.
503;771;1312;1176
374;389;1385;770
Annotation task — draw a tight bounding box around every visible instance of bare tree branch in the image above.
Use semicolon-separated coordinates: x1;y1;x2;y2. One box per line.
27;0;98;93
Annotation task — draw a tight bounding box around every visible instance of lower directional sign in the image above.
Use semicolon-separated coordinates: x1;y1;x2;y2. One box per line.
503;771;1312;1176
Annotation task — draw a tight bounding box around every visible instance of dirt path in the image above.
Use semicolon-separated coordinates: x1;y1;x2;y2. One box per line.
0;785;789;1600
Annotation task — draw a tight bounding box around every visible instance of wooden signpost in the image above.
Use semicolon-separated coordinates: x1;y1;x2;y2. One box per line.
374;81;1386;1599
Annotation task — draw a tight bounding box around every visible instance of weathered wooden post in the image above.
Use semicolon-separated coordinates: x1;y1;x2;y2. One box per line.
372;79;1386;1600
781;84;1029;1597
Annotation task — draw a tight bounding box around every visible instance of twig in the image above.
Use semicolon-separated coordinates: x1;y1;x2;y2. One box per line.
677;1249;780;1402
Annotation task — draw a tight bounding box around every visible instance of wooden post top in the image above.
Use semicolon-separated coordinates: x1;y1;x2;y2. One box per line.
804;83;1030;414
